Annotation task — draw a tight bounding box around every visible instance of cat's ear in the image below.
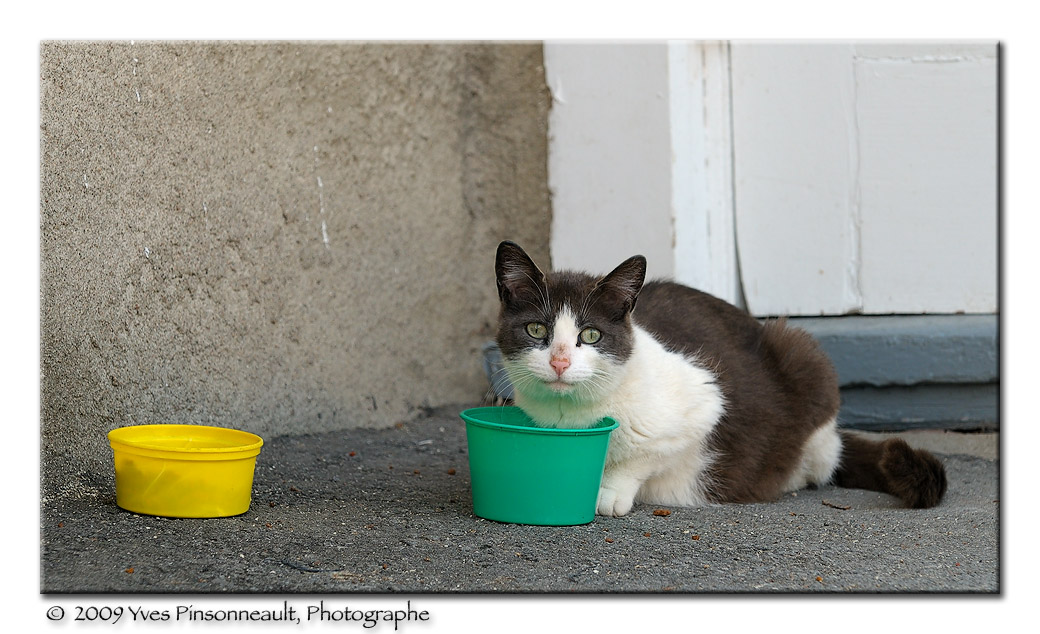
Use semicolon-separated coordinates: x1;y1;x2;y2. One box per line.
592;255;646;319
495;241;547;306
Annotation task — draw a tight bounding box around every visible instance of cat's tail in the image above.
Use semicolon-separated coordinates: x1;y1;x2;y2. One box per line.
833;431;948;508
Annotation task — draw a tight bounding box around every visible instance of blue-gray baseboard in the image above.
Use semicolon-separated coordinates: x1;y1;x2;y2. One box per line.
792;314;998;432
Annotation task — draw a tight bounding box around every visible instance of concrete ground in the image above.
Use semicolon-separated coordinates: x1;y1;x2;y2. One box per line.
40;405;998;594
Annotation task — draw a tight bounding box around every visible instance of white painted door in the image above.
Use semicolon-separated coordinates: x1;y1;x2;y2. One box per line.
730;42;998;316
545;41;998;318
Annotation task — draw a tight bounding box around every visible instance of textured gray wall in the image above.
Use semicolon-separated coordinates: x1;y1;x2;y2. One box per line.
40;41;551;481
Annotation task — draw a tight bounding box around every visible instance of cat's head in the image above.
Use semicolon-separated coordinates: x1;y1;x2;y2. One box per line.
494;241;646;403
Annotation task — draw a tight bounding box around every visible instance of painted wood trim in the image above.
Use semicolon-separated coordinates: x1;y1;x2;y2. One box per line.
838;384;997;431
669;41;741;307
791;314;998;386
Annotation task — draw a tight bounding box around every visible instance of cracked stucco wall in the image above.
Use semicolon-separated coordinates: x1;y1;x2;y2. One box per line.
40;41;551;481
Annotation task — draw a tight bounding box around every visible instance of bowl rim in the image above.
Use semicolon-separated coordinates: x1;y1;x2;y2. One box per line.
460;406;618;436
108;424;264;454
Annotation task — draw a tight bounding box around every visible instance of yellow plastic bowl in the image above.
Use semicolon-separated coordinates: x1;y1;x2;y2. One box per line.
107;425;264;518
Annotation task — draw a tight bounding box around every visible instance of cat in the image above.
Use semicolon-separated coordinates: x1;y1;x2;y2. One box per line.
493;240;947;517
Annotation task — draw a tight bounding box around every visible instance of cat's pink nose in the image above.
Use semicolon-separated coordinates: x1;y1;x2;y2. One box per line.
550;357;570;377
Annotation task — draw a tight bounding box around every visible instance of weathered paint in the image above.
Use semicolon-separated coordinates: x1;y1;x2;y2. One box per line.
668;41;741;308
731;43;861;316
731;42;997;316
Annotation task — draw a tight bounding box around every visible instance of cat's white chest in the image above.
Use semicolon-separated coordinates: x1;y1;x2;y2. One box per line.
600;328;724;457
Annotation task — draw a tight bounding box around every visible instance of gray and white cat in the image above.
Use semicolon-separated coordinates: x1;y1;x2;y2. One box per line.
493;241;946;517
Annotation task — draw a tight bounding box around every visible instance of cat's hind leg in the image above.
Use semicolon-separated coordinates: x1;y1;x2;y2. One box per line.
782;417;842;493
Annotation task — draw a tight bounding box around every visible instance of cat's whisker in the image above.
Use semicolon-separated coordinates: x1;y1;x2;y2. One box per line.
578;285;598;325
514;297;547;314
487;364;513;379
480;384;499;406
579;372;613;400
518;270;552;318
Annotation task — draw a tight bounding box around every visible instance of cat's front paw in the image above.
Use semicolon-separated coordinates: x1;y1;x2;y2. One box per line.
597;485;635;517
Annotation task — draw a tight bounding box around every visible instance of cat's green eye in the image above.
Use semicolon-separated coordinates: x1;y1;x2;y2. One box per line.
579;327;602;345
526;322;548;339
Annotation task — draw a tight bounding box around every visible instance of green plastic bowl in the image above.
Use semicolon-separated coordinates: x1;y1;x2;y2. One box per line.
460;406;618;526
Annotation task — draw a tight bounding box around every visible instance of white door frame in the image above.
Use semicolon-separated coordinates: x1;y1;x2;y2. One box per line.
543;40;741;307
